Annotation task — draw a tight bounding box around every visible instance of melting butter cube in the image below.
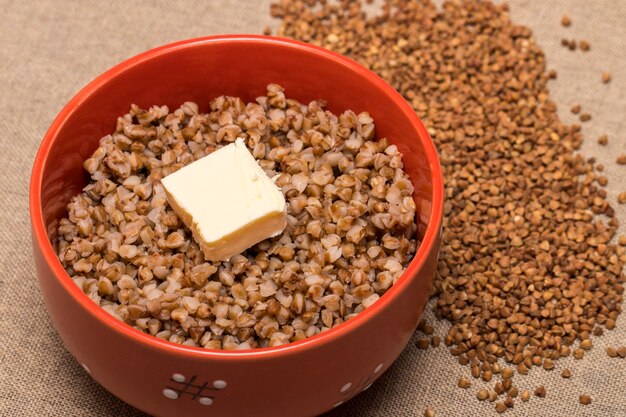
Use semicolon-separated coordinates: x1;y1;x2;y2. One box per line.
161;138;286;262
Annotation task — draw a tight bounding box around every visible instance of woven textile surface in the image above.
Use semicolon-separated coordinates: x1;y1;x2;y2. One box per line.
1;1;625;416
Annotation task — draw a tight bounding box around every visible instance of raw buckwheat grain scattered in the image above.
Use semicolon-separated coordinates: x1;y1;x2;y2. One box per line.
504;396;514;408
417;338;431;349
579;40;590;52
579;394;592;405
561;15;571;27
573;348;585;360
617;154;626;165
534;386;547;398
424;407;435;417
520;390;530;402
561;368;572;378
602;71;612;84
272;0;625;411
477;389;489;401
562;39;577;50
598;134;608;146
494;381;504;395
457;376;471;389
547;69;558;80
57;84;418;349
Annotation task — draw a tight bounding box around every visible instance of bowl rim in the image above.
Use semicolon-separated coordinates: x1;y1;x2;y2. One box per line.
29;34;444;361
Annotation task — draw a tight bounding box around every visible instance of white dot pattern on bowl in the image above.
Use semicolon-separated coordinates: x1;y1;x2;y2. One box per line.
212;380;227;389
163;388;179;400
334;362;386;408
162;374;227;404
199;397;214;406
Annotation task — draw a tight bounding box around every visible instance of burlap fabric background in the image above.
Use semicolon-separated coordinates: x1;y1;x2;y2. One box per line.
1;1;625;416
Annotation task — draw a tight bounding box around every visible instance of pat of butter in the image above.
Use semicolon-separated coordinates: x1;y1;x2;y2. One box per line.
161;138;286;262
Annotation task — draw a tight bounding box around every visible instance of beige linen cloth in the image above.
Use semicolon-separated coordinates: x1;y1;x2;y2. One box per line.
1;1;625;416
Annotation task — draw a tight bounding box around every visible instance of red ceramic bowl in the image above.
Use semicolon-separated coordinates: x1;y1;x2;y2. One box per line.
29;35;443;417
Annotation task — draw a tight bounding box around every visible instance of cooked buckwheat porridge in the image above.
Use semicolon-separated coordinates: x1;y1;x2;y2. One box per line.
56;84;419;349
